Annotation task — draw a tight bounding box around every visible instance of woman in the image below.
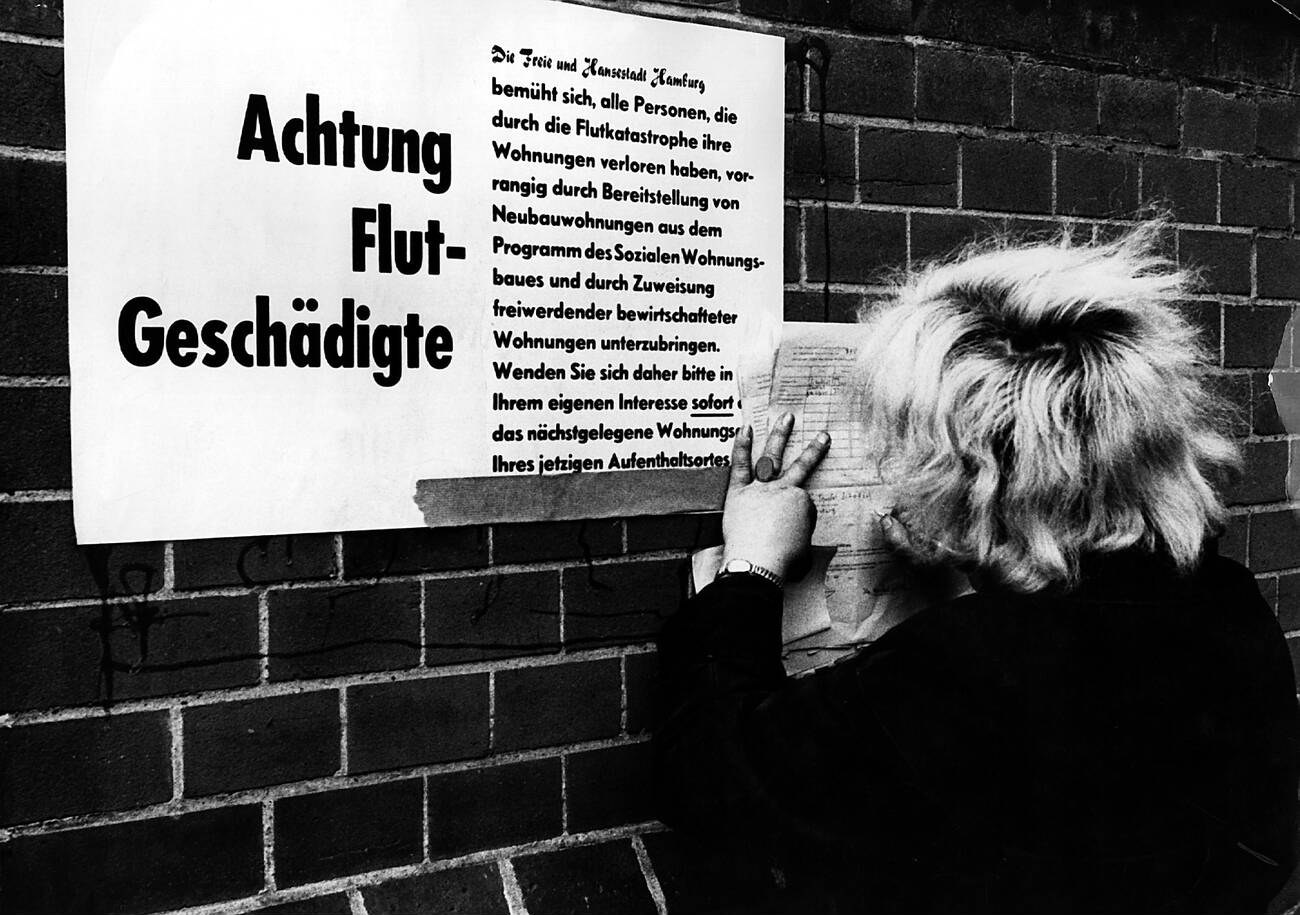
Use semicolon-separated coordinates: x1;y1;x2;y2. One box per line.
654;223;1300;913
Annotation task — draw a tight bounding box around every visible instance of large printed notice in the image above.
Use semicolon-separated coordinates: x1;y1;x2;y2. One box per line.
65;0;783;543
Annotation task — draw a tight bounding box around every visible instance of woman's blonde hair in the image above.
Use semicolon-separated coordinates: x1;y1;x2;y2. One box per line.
858;221;1239;593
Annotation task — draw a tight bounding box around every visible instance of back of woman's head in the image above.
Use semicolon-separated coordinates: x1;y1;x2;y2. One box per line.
858;221;1239;593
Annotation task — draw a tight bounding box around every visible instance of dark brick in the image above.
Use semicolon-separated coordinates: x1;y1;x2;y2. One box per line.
643;831;785;914
1259;237;1300;300
1055;147;1138;218
0;386;69;490
0;711;169;824
348;674;488;773
1099;75;1178;147
254;896;350;915
1178;231;1251;296
0;595;259;712
821;36;912;119
1140;155;1217;225
1214;14;1293;88
184;692;339;796
1013;63;1096;134
0;2;62;37
1259;95;1300;161
1223;442;1290;506
1221;163;1292;230
859;128;957;207
1279;573;1300;632
275;780;423;885
343;525;487;577
786;58;802;114
1005;218;1073;246
784;205;799;283
425;571;560;664
514;842;657;915
941;0;1051;51
906;0;956;39
916;47;1011;127
495;660;621;751
268;581;419;680
847;0;910;32
493;518;622;564
738;0;850;27
786;120;854;202
1218;514;1249;565
174;533;335;589
1224;306;1293;368
1292;440;1300;497
1259;575;1280;613
1047;0;1111;59
0;273;66;374
255;895;352;915
566;742;655;832
1251;371;1290;437
962;139;1051;215
625;513;722;553
783;290;863;323
0;501;162;604
1204;372;1250;437
428;757;562;858
0;158;64;265
1251;510;1300;573
562;558;685;648
1174;300;1221;356
805;207;906;285
0;806;262;915
1132;11;1217;75
1289;637;1300;687
364;866;508;915
910;212;1008;263
626;651;656;735
0;42;62;148
1183;88;1257;155
1050;2;1215;73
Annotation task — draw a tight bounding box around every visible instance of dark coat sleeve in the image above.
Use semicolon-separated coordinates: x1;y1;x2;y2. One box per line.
652;576;938;863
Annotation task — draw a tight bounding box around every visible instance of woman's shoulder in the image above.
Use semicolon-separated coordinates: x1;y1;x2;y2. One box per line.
844;543;1278;682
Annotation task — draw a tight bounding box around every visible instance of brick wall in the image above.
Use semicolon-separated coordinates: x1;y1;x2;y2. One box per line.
2;0;1299;912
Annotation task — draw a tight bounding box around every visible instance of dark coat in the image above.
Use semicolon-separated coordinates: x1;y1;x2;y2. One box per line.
654;548;1300;914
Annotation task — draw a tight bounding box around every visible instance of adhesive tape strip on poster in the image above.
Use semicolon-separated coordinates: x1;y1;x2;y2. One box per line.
413;467;730;526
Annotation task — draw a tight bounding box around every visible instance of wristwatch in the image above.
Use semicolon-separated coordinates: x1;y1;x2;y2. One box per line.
715;558;783;590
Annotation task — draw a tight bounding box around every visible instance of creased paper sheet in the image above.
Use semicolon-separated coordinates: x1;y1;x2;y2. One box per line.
737;322;968;673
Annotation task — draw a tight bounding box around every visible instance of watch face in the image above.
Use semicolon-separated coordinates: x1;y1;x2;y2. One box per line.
723;559;753;574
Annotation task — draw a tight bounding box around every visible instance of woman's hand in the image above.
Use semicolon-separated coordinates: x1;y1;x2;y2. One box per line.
720;413;830;580
878;510;961;567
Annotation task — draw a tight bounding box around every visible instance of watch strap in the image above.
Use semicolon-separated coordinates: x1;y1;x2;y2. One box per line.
716;558;783;590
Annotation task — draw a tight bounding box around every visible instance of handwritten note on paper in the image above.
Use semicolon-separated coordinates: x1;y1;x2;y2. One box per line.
743;323;876;488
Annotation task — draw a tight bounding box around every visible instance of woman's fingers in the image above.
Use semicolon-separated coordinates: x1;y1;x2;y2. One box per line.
728;425;753;489
781;432;830;486
880;511;958;565
879;512;912;552
755;413;795;482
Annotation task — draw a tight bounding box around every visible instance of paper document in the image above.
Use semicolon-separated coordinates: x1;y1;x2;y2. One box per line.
727;322;967;673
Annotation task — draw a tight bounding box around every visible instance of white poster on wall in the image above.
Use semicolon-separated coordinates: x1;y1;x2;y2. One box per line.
65;0;784;543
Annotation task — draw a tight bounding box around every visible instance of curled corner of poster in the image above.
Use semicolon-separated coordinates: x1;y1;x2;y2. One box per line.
413;466;731;527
